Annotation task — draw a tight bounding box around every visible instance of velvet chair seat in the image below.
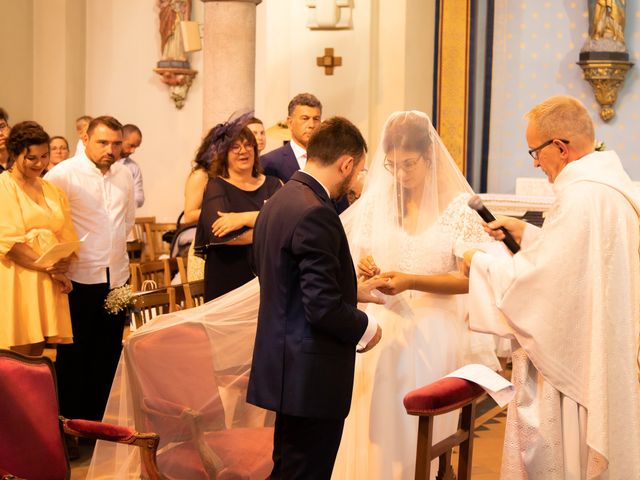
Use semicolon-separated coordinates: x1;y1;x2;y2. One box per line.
0;350;166;480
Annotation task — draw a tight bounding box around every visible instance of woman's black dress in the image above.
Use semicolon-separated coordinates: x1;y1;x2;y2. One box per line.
195;176;281;301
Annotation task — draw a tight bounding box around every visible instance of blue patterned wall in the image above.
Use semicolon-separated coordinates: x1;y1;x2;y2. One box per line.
488;0;639;193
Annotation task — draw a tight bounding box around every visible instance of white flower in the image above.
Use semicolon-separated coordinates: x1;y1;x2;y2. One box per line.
104;285;134;315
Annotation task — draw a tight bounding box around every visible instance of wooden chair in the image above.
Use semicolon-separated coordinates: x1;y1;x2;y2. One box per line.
130;288;177;330
149;222;177;259
173;279;206;311
130;257;187;292
403;377;485;480
124;322;273;478
131;216;156;261
188;279;205;306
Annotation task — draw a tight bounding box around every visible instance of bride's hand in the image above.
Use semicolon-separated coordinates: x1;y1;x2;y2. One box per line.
376;271;413;295
357;255;380;279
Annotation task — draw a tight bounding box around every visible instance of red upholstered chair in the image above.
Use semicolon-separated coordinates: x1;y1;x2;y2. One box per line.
125;321;273;479
403;377;486;480
0;349;166;480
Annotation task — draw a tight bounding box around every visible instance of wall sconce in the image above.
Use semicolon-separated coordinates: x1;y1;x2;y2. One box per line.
306;0;352;30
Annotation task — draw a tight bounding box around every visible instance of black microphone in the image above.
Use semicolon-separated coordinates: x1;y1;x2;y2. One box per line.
468;195;521;254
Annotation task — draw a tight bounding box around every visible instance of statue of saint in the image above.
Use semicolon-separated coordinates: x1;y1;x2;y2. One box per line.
590;0;626;47
158;0;191;65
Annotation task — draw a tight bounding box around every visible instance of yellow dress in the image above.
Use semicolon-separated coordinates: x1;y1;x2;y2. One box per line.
0;173;78;348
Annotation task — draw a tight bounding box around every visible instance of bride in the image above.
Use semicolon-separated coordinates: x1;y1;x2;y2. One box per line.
87;111;497;479
332;111;499;479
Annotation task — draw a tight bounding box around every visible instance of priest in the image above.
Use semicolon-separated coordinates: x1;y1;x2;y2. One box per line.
463;95;640;479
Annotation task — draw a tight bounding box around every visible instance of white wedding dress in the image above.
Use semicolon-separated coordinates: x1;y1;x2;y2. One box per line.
333;193;500;480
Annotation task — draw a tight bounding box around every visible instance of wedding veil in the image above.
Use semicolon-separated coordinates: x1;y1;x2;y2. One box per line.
86;279;273;479
341;110;475;271
87;111;484;479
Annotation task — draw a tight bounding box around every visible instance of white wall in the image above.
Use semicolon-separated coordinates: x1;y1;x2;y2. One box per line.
2;0;436;221
84;0;204;222
255;0;436;155
0;0;34;124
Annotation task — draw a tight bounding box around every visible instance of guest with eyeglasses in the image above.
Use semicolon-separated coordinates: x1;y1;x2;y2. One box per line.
333;111;499;479
0;108;11;173
44;136;71;173
463;95;640;478
194;113;281;301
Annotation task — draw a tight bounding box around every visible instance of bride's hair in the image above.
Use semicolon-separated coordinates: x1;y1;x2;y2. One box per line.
382;111;431;155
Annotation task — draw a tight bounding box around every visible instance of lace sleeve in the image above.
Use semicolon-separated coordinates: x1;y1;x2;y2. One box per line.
439;193;493;256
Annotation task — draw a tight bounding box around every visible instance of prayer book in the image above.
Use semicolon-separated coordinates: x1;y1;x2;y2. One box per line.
34;234;87;268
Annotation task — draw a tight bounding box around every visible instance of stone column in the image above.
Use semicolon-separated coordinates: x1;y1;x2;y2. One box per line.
201;0;262;131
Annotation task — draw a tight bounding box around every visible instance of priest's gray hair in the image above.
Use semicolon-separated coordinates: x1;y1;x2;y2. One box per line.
525;95;595;146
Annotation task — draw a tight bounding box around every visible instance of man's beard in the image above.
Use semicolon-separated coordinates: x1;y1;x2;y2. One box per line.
335;168;357;200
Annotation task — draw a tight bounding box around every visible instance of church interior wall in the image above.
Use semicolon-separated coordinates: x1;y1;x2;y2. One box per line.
487;0;640;193
3;0;434;221
0;0;34;127
84;0;205;222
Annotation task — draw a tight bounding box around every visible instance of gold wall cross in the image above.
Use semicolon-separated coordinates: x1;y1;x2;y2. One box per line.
316;48;342;75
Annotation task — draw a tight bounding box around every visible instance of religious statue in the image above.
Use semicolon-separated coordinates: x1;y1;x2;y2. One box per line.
578;0;632;122
154;0;197;109
586;0;626;52
158;0;191;67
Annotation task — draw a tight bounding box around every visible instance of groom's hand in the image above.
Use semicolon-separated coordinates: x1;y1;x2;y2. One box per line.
357;325;382;353
357;276;388;304
357;255;380;279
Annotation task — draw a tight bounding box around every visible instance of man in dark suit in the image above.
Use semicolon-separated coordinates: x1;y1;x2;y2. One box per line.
248;117;384;479
261;93;351;213
260;92;322;183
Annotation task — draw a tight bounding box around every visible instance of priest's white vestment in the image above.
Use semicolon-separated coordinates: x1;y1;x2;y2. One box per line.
468;151;640;479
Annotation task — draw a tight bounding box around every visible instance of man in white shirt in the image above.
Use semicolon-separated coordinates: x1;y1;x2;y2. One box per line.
45;116;135;423
463;95;640;479
118;124;145;208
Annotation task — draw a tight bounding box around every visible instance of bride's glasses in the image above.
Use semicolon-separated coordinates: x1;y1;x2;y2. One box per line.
383;155;423;173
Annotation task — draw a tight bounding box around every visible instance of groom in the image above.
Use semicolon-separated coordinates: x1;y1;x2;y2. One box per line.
248;117;384;479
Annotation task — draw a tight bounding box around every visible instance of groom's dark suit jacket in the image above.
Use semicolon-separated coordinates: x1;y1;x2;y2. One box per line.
260;142;351;214
247;171;368;420
260;142;299;183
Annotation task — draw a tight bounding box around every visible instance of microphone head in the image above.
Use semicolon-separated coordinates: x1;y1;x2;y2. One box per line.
467;194;484;211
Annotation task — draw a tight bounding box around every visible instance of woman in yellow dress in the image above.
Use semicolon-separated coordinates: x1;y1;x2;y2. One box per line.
0;121;78;356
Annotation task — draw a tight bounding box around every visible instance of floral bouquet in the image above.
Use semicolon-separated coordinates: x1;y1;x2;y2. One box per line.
104;284;134;315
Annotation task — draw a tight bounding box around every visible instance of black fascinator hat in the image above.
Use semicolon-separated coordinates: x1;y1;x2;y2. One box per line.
194;109;255;170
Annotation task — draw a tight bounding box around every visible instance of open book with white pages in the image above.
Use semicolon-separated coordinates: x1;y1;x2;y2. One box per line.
33;233;87;268
445;363;515;407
